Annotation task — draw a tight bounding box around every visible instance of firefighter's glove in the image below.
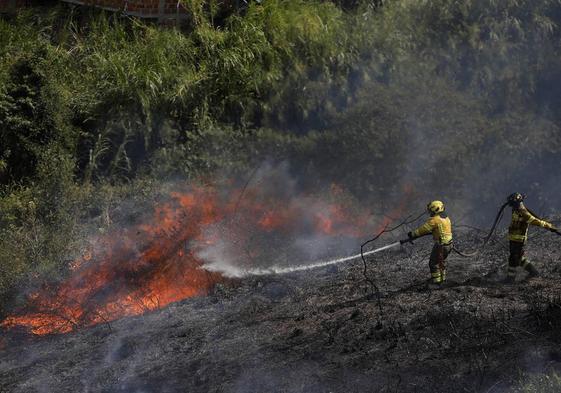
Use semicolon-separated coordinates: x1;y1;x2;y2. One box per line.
400;232;415;244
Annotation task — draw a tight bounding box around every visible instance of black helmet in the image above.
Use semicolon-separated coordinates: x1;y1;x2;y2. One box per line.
507;192;525;207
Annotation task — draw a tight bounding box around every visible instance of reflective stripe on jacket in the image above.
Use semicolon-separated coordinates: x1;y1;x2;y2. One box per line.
509;204;553;243
412;214;453;245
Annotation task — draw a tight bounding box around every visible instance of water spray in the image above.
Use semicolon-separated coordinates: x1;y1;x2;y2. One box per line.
239;241;402;276
218;211;425;279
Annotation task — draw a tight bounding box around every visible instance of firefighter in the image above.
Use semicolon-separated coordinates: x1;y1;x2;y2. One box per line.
403;200;453;288
504;192;557;283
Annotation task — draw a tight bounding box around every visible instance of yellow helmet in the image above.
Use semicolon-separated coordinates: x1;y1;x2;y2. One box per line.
427;200;445;215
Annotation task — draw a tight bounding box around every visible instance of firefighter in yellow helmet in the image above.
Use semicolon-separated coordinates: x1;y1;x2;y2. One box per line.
504;193;557;283
402;200;453;288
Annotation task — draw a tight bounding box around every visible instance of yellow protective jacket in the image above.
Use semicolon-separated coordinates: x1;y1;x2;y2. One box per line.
412;214;453;245
509;203;553;243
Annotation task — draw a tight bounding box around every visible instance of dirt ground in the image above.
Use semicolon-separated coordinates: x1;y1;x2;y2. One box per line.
2;228;561;393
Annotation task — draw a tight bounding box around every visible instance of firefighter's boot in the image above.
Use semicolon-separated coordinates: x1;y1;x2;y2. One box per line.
503;265;517;284
428;271;442;289
524;263;540;278
503;275;515;284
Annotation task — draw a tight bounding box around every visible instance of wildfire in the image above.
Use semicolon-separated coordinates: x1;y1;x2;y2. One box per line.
1;187;224;335
1;181;411;336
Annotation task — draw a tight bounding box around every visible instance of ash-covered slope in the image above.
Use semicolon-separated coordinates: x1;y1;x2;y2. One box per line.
2;229;561;393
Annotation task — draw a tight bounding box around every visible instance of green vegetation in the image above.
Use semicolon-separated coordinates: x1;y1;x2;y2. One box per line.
2;0;561;314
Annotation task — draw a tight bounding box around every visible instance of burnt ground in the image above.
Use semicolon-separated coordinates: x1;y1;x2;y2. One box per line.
2;229;561;393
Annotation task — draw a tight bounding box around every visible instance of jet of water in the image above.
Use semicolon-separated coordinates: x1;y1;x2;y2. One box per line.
241;241;401;276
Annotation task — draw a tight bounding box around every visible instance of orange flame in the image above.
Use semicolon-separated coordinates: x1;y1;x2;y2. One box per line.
1;182;412;336
1;187;223;335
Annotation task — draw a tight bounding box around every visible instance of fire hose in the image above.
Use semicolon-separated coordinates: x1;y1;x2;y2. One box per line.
361;201;560;265
358;202;533;310
357;199;561;315
357;207;504;315
450;201;561;257
450;201;511;257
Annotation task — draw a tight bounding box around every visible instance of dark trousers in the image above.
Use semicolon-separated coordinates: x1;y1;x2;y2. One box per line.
507;241;533;278
429;243;452;283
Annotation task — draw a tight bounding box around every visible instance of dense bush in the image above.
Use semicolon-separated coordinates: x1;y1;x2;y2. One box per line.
0;47;74;184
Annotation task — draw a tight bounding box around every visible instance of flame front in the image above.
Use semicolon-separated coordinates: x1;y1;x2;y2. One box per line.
1;182;411;336
2;187;224;335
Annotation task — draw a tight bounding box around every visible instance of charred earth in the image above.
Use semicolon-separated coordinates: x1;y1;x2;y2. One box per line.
2;228;561;393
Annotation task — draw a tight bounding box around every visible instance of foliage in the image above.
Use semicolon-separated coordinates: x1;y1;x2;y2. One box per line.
0;147;79;315
0;46;74;184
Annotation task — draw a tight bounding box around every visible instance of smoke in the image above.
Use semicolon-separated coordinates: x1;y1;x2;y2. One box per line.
194;162;382;277
1;161;398;334
359;74;561;228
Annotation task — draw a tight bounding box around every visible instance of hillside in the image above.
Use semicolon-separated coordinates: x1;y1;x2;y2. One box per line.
2;228;561;392
2;1;561;391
